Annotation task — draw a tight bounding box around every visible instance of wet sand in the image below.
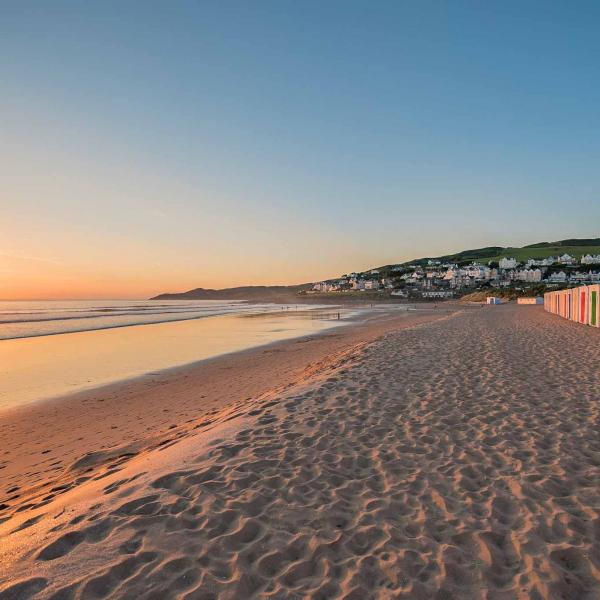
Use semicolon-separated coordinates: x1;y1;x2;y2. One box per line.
2;304;600;599
0;307;355;409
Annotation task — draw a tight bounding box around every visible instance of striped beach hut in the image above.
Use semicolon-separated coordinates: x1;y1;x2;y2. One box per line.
588;284;599;327
544;284;600;328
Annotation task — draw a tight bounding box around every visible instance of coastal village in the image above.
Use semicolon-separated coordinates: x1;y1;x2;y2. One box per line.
308;252;600;300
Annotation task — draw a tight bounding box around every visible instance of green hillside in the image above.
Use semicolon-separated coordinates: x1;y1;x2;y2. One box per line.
386;238;600;270
487;244;600;263
404;238;600;265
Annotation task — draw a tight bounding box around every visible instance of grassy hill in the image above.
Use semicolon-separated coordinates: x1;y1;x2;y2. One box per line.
377;238;600;271
486;244;600;263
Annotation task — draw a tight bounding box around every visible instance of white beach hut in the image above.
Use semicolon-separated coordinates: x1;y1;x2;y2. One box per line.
517;297;543;305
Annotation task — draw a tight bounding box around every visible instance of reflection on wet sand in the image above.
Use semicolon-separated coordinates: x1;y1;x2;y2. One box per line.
0;309;348;409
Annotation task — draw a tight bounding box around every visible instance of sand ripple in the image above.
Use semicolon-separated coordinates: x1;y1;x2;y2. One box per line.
2;305;600;599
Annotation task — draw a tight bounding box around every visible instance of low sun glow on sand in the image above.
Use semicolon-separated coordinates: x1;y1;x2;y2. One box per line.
0;310;345;408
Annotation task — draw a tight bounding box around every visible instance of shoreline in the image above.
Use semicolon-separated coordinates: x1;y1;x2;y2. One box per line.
0;301;346;342
0;305;444;413
0;307;453;531
0;306;362;410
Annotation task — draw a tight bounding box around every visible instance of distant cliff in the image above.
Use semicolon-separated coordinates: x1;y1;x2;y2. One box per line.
151;284;313;301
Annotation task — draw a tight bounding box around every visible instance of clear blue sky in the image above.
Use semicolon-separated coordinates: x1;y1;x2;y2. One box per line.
2;1;599;298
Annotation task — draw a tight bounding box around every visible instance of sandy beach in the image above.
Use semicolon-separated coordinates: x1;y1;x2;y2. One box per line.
1;303;600;599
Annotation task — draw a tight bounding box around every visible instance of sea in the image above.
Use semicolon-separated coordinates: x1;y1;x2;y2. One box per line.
0;300;355;409
0;299;333;340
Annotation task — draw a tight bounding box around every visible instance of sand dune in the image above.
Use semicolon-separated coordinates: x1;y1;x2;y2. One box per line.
2;304;600;599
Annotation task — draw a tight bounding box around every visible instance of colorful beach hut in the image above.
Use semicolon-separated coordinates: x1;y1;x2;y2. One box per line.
544;284;600;328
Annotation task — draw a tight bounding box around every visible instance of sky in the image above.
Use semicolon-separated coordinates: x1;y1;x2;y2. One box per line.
2;1;600;299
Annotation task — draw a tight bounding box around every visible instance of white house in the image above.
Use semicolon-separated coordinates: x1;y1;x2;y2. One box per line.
547;271;567;283
422;290;453;299
463;264;492;280
528;257;556;267
530;268;543;282
515;268;542;283
426;270;445;279
558;253;576;265
581;254;600;265
312;281;340;292
569;271;600;283
569;271;591;283
442;267;467;288
499;257;518;270
443;267;483;289
363;280;380;290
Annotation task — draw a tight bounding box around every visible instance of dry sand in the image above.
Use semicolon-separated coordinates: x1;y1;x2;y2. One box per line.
1;304;600;599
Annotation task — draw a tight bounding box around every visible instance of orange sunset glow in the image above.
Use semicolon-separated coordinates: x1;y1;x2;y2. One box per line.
3;3;600;599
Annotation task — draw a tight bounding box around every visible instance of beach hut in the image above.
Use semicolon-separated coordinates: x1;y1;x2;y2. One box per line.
570;287;578;321
517;297;543;305
569;288;575;321
577;286;588;324
486;297;502;305
588;284;599;327
544;284;600;328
